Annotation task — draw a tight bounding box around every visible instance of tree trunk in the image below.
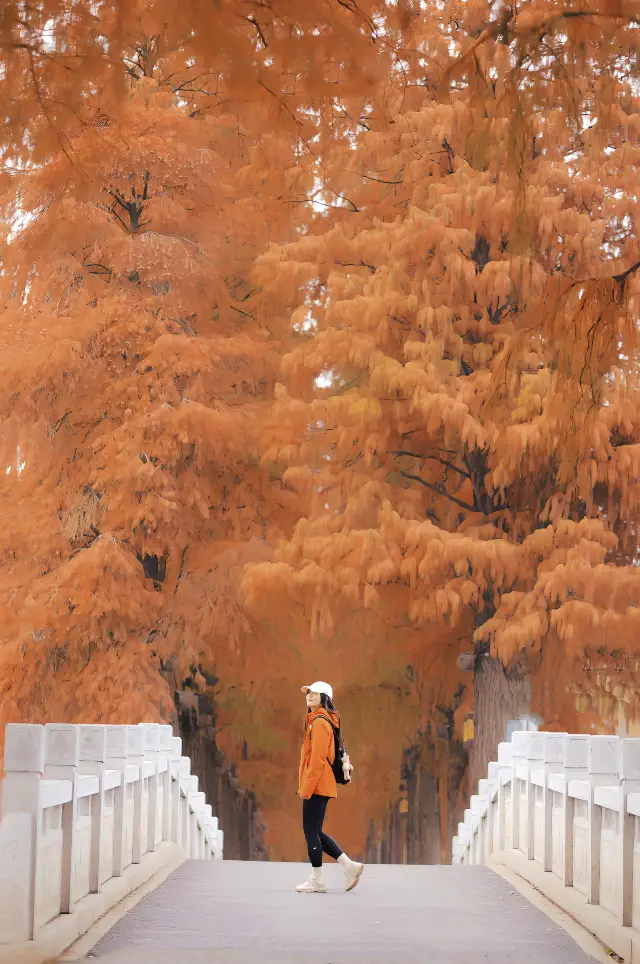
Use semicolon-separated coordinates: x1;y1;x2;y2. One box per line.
469;654;531;793
177;710;269;861
406;765;441;863
365;732;462;865
444;739;468;862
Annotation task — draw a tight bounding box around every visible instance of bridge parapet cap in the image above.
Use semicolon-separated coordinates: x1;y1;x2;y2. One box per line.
79;725;107;763
527;732;544;761
497;742;513;766
138;723;160;757
4;723;45;773
187;774;199;794
543;732;567;764
44;724;80;769
589;735;619;776
511;731;531;759
105;725;144;760
158;725;173;752
565;734;589;769
620;739;640;781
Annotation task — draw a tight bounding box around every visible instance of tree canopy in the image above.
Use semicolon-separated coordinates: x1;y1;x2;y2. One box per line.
0;0;639;857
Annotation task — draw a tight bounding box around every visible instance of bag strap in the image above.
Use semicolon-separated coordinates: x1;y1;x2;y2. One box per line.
311;713;336;732
312;714;344;755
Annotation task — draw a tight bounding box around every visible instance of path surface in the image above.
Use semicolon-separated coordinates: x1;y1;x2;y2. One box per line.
80;860;597;963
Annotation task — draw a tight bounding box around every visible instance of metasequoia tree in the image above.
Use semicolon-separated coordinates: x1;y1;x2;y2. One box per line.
245;0;640;790
0;61;278;722
0;0;446;864
0;3;434;860
0;0;395;729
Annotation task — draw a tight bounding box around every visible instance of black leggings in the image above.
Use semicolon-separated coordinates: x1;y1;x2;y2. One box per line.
303;794;343;867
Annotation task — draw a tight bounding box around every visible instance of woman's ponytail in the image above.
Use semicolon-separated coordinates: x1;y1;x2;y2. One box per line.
320;692;337;713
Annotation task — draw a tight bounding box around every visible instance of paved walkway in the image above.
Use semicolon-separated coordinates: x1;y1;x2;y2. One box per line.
81;860;597;963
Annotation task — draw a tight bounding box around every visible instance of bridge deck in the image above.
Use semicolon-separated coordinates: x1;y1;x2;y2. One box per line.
81;860;597;963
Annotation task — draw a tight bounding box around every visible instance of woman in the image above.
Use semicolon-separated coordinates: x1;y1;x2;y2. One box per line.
296;680;364;894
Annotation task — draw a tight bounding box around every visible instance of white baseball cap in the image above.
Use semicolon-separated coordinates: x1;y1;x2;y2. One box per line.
301;680;333;700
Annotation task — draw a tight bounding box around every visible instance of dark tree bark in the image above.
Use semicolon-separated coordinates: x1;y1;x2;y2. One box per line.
468;653;530;793
365;726;467;865
174;688;269;861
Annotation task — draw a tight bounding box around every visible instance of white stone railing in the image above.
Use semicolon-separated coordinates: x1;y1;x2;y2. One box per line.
0;722;223;949
453;731;640;959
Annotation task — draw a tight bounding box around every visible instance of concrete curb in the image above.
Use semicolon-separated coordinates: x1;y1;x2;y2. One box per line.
57;853;187;962
489;851;635;963
0;844;185;964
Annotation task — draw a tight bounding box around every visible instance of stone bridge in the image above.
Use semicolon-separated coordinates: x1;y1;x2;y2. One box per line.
3;723;639;963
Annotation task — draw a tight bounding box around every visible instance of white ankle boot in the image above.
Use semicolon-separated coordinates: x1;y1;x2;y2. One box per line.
337;853;364;892
296;867;328;893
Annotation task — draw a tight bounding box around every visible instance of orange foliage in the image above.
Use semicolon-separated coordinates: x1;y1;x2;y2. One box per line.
1;1;639;859
0;2;413;858
0;8;383;729
244;3;640;745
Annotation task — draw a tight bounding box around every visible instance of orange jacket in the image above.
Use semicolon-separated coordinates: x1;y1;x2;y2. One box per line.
298;706;339;799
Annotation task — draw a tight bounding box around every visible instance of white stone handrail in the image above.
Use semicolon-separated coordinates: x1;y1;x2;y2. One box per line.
453;731;640;960
0;722;223;951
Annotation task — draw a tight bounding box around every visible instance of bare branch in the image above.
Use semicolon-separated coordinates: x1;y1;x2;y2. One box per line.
334;259;376;272
247;15;268;48
258;79;302;128
400;472;476;512
614;259;640;288
357;171;403;185
394;452;471;479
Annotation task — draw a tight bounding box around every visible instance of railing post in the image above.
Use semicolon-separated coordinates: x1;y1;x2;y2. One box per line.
199;795;209;859
191;790;206;859
187;775;199;857
470;795;482;864
561;734;589;886
587;735;619;905
203;804;213;859
510;731;530;852
618;739;640;925
106;725;139;876
452;834;459;863
456;822;468;863
78;725;108;894
44;723;80;915
126;727;145;864
465;808;475;864
215;827;224;860
477;781;490;865
139;723;160;854
159;725;173;843
1;723;45;942
486;763;498;859
179;758;192;849
170;737;182;844
524;732;544;860
497;742;513;850
541;733;566;872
